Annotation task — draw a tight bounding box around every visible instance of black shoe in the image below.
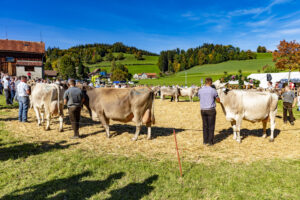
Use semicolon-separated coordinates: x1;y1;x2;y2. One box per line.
207;143;214;146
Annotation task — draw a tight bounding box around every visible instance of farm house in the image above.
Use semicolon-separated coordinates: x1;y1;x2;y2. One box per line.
0;39;45;79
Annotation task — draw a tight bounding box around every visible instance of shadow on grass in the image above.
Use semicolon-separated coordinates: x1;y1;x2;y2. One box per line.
109;124;185;139
1;171;125;200
0;140;79;161
106;175;159;200
215;128;281;144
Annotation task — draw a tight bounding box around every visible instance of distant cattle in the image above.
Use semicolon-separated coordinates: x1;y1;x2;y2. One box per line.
160;86;180;102
31;83;65;131
179;87;199;102
86;87;155;141
214;80;278;143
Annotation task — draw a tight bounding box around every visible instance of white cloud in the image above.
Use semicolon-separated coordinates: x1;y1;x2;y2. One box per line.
228;0;292;17
278;28;300;35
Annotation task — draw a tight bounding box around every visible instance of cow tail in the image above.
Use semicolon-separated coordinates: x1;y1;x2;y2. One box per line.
151;91;155;125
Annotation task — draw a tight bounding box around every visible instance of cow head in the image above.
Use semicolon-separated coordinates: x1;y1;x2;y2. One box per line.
213;80;227;89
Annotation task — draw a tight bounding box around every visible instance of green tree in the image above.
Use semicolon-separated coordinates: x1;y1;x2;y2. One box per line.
110;63;132;81
117;52;125;60
135;51;143;60
106;52;114;61
58;54;77;80
44;61;52;70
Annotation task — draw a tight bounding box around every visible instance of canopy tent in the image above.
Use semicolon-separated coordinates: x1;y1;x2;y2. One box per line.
248;72;300;88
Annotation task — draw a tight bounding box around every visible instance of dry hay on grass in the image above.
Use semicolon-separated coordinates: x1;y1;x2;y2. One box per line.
1;99;300;163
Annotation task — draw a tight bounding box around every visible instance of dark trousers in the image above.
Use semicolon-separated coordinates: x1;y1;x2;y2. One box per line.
4;89;11;105
201;109;216;144
19;96;29;122
68;106;81;136
283;102;295;122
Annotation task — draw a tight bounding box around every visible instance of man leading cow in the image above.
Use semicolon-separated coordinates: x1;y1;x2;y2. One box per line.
198;78;220;146
64;79;85;139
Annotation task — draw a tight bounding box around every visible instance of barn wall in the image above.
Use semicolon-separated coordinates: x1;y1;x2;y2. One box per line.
16;66;43;79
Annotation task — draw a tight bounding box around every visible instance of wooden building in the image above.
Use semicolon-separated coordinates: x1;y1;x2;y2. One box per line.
0;39;45;78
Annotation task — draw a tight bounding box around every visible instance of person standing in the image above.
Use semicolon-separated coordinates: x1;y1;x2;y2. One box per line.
17;76;30;122
282;85;296;125
3;76;11;105
198;78;220;146
0;80;3;95
10;78;16;104
64;79;84;139
27;72;31;80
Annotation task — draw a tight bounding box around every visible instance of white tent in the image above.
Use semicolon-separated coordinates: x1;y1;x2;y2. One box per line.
248;72;300;88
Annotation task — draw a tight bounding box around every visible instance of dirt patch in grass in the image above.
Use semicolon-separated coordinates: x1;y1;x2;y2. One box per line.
1;100;299;163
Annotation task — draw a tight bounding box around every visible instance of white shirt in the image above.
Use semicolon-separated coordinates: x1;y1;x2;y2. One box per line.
3;79;9;89
17;82;29;97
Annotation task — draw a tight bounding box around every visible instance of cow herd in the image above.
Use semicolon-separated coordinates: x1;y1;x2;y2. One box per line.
28;81;279;143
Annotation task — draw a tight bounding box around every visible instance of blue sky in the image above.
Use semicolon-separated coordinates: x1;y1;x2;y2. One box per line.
0;0;299;53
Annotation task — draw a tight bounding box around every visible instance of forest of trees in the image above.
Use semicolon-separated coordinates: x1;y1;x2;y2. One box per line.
44;42;157;79
157;43;257;73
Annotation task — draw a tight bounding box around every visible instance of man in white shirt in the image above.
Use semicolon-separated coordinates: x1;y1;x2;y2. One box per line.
3;76;11;105
17;76;30;122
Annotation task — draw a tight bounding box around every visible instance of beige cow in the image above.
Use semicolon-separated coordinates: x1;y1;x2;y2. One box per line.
31;83;65;131
86;87;155;141
214;80;278;143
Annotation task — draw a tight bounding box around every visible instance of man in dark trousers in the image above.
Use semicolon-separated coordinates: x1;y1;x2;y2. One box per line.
282;85;296;125
64;79;85;139
198;78;220;146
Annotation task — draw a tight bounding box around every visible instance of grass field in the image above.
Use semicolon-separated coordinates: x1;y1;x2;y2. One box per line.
86;53;160;75
0;94;299;199
139;53;274;86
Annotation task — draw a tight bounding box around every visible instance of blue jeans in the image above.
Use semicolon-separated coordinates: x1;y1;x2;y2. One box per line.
10;90;15;103
19;96;29;122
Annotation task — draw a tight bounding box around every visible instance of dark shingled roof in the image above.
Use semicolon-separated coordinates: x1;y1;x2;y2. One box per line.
0;39;45;54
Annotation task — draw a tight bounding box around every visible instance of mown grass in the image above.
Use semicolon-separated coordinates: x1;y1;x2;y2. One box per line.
0;127;299;200
0;95;299;199
0;94;18;109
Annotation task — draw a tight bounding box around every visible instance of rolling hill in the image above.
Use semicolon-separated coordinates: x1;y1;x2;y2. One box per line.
86;53;160;75
138;53;274;86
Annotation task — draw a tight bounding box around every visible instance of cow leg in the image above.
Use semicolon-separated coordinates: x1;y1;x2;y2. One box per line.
99;114;110;138
146;122;152;140
58;103;64;132
231;121;237;140
262;121;267;138
41;111;44;123
45;113;51;131
33;106;41;126
59;115;63;132
132;125;141;141
236;119;242;143
269;111;276;142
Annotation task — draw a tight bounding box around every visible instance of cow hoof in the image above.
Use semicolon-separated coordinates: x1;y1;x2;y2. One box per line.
45;127;50;131
59;129;64;132
269;138;274;142
237;140;241;144
147;137;152;140
233;136;236;140
262;134;267;138
132;137;138;141
106;135;111;138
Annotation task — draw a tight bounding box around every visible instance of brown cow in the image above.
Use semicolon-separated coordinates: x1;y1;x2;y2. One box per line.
86;87;155;141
